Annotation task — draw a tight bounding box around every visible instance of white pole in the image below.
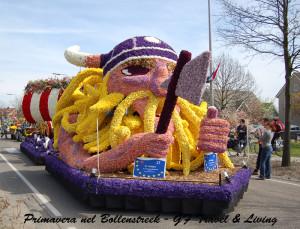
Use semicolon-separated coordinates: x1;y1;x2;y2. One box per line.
208;0;214;106
96;117;100;178
245;119;249;157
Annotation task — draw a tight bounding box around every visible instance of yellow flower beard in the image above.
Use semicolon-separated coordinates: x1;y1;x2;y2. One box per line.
53;68;233;176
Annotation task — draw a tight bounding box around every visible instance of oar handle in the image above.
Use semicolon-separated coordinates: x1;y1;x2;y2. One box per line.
156;50;192;134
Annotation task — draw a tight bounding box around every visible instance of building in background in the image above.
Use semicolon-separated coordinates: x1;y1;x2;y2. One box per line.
276;71;300;126
0;107;17;120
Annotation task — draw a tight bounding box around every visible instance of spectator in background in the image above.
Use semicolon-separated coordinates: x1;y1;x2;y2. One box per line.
253;118;269;175
271;117;285;151
0;123;9;139
236;119;247;156
258;120;274;180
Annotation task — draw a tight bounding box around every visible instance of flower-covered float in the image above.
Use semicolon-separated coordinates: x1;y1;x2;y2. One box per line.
44;36;251;216
20;77;70;164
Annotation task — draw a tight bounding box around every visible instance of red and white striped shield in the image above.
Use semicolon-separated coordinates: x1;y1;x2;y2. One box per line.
22;88;63;124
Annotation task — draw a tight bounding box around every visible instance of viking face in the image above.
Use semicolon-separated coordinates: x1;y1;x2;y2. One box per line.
107;58;175;97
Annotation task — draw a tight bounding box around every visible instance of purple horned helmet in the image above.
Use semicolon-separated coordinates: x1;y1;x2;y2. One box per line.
64;36;178;75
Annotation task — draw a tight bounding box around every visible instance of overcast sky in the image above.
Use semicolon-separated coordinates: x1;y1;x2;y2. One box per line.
0;0;285;107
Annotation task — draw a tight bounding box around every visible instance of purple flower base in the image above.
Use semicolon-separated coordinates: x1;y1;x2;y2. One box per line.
45;153;251;216
20;136;53;165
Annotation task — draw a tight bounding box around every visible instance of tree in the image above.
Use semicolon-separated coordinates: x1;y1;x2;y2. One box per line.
217;0;300;167
244;97;265;123
10;96;23;119
212;54;256;111
261;101;279;118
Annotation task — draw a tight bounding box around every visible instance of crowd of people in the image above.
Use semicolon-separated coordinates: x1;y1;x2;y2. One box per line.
0;118;13;139
0;118;31;140
229;117;285;180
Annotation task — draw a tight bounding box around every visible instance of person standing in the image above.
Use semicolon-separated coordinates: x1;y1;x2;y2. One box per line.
258;120;274;180
253;118;269;175
0;122;8;139
271;117;285;151
236;119;247;156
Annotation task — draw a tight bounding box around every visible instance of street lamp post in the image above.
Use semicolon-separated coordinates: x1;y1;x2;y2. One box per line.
208;0;214;106
52;73;67;77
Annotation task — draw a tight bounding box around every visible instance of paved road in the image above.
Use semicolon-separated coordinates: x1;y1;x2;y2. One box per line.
0;138;300;229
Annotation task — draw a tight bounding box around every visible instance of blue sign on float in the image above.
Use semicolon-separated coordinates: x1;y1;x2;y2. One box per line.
133;157;166;179
204;152;218;172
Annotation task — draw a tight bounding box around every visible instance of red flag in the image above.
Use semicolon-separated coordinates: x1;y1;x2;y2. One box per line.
206;63;220;83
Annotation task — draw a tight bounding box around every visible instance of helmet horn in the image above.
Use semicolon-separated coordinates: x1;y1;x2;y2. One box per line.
64;45;101;68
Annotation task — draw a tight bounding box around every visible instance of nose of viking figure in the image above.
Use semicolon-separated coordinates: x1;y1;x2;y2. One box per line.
150;64;171;96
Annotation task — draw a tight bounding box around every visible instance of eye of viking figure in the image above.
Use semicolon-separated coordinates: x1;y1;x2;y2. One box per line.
120;59;154;76
120;58;176;77
121;65;150;76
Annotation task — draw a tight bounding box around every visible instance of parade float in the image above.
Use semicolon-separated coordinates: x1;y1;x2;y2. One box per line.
20;78;69;164
36;36;250;215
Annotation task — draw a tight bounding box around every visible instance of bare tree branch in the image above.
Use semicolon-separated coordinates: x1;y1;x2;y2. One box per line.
211;54;256;111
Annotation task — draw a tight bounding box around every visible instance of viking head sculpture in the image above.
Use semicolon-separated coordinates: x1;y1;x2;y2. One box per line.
64;36;178;97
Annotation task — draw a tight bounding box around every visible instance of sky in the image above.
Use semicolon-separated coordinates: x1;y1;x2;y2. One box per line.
0;0;286;108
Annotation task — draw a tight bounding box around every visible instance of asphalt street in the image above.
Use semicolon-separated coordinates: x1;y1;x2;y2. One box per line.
0;138;300;229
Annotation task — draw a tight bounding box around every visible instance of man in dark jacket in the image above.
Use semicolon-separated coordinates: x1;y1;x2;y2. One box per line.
236;119;247;156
